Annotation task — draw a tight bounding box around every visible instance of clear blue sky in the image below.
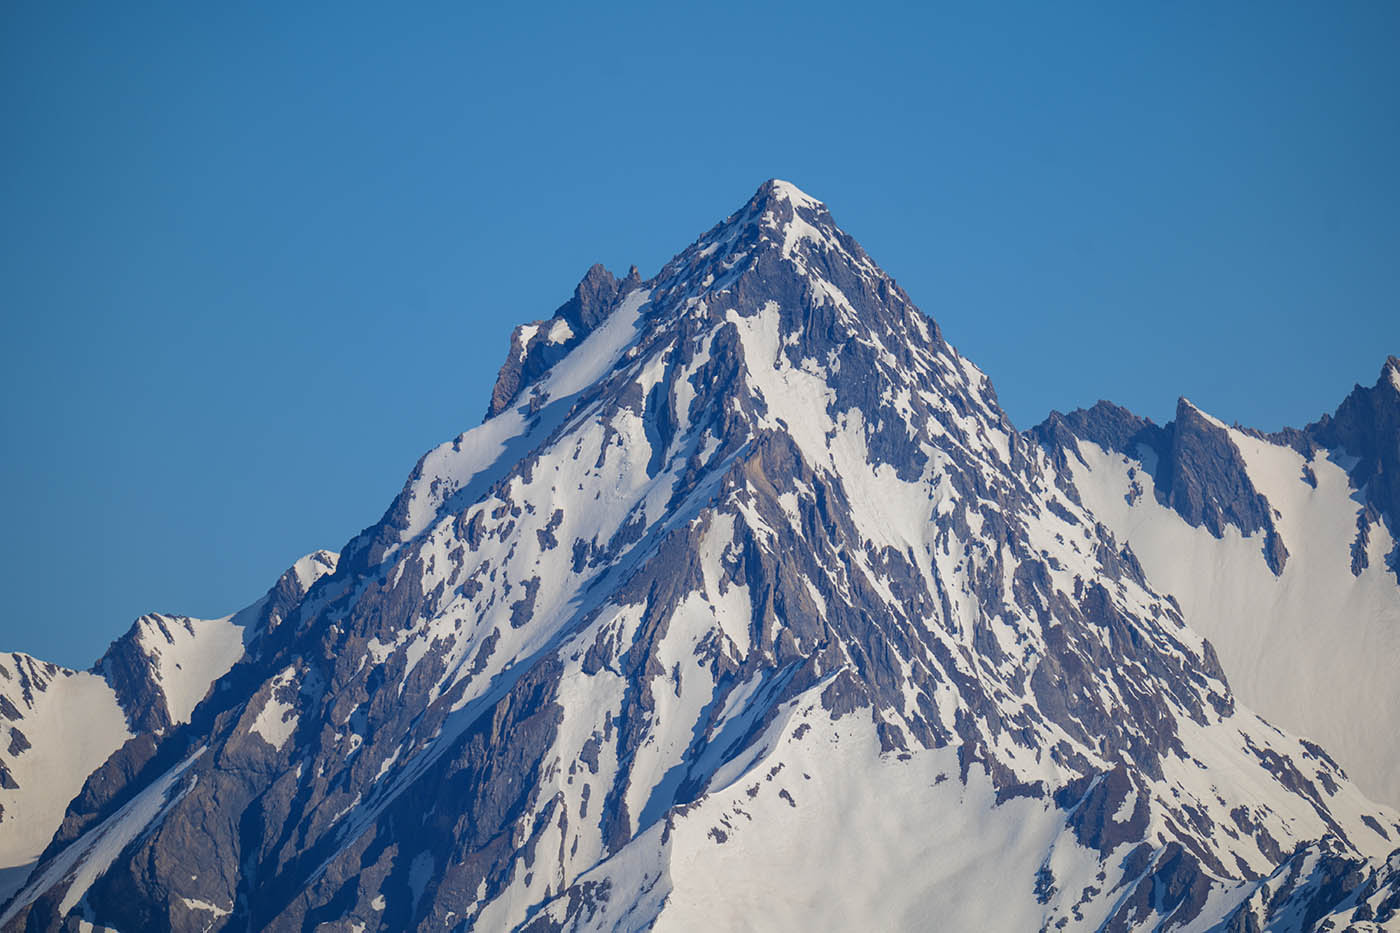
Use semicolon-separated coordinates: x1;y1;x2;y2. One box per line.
3;2;1397;667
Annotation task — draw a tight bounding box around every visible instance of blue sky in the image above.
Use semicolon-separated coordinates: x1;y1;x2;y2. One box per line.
3;2;1397;667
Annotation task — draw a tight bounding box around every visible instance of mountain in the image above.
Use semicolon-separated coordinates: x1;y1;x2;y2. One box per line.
0;551;337;905
1031;363;1400;810
1;181;1396;932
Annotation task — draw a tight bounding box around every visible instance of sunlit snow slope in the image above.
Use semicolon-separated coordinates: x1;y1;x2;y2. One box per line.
0;655;130;905
1035;373;1400;810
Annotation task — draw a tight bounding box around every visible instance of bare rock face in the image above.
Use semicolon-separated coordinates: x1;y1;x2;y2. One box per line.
1032;399;1163;465
487;263;645;420
2;182;1396;933
1161;399;1275;543
1297;356;1400;578
1033;398;1288;574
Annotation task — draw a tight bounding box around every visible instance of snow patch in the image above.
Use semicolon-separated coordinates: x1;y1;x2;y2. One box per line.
290;550;338;593
250;667;298;751
180;895;231;919
548;318;574;343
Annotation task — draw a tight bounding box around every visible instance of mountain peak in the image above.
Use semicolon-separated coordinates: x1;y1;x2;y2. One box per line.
752;177;823;209
1175;395;1229;430
5;181;1399;933
708;177;840;256
749;177;829;229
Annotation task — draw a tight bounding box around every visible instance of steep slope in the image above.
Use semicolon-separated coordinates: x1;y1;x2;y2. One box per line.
1033;366;1400;810
3;182;1396;932
0;551;337;907
0;655;130;905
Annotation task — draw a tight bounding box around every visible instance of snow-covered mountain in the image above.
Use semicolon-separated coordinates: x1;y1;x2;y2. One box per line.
1;181;1396;932
1031;364;1400;810
0;550;336;906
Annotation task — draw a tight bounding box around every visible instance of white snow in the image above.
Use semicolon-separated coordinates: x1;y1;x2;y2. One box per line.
765;179;822;210
1113;784;1138;823
516;323;539;360
290;550;338;593
250;667;298;750
395;287;652;545
75;921;121;933
698;512;751;659
540;671;1399;933
180;895;232;919
1068;437;1400;808
623;593;720;833
549;699;1111;933
726;303;932;552
548;318;574;343
133;613;247;725
0;657;132;904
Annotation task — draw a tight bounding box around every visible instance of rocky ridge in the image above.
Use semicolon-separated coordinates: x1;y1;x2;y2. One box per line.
1033;361;1400;812
0;551;337;906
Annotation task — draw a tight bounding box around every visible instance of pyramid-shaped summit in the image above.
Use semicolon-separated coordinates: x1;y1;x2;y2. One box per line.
3;182;1398;932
